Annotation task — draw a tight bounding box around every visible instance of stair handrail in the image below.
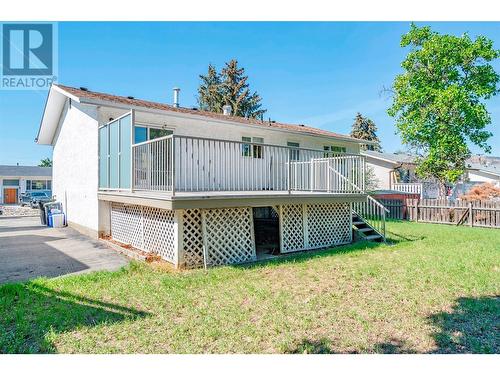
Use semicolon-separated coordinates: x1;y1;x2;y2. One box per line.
367;195;390;213
325;163;388;240
326;164;364;193
353;195;388;239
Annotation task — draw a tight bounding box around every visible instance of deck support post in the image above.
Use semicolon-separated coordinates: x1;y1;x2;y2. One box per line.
130;109;135;193
174;209;184;268
302;203;309;249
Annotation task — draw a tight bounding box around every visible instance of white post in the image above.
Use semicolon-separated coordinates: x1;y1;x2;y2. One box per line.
174;210;183;268
130;109;135;192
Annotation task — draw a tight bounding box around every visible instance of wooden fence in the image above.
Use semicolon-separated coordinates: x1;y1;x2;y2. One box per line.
378;199;406;220
406;199;500;228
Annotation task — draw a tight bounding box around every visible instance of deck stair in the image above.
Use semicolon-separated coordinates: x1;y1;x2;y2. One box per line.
325;163;387;243
352;212;385;242
351;195;389;242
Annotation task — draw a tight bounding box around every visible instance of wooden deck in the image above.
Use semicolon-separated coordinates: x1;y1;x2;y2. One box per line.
98;189;368;210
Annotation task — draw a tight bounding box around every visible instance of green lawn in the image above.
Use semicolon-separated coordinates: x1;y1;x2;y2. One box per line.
1;221;499;354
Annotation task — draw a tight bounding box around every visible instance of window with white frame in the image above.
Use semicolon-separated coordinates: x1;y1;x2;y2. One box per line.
2;179;19;186
323;145;346;157
26;180;50;190
252;137;264;159
287;142;300;161
133;125;173;144
242;137;264;158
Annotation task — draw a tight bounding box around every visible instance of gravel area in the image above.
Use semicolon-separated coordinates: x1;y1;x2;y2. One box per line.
0;205;39;217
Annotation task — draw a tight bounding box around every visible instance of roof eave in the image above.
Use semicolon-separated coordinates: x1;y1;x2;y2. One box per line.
361;152;408;166
77;96;366;145
36;85;79;145
468;168;500;178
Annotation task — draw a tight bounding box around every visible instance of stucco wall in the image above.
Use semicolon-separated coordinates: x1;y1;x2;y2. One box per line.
365;158;395;190
52;101;100;236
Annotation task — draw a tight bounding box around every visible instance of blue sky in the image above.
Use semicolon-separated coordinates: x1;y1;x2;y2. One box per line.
1;22;500;165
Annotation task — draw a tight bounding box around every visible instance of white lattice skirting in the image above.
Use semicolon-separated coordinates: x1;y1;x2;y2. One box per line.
110;203;176;264
201;207;256;267
279;203;351;253
110;202;352;268
181;209;204;269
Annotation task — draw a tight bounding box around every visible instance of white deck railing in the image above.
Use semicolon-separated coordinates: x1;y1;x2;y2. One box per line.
289;156;366;193
392;182;423;197
131;135;366;195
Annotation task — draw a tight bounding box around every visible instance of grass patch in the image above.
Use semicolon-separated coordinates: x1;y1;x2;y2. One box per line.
1;221;499;353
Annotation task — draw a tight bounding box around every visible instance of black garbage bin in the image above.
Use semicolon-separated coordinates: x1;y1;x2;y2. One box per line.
39;201;47;225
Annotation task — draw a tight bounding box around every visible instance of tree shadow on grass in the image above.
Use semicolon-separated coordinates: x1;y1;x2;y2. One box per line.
428;296;499;354
0;282;149;353
284;338;417;354
384;229;426;245
284;339;341;354
285;297;499;354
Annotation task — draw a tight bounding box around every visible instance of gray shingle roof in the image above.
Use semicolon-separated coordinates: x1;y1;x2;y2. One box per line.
362;151;500;177
0;165;52;177
467;162;500;177
361;150;416;164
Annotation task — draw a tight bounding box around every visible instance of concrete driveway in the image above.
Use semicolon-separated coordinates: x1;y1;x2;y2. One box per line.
0;216;129;284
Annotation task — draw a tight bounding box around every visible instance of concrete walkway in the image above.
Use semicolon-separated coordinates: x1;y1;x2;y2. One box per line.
0;216;129;284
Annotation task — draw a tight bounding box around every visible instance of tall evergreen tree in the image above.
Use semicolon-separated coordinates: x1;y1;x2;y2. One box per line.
38;157;52;167
196;60;266;119
350;113;382;151
197;64;223;113
220;59;266;119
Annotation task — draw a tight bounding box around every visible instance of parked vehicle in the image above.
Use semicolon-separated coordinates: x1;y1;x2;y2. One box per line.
20;192;52;208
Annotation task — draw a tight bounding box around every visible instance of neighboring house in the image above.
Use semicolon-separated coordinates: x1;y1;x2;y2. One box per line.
464;162;500;186
37;84;385;269
0;165;52;204
361;150;432;196
362;150;500;198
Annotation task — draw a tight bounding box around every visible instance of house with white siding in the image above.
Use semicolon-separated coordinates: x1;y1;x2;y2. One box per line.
36;84;387;268
362;150;500;199
0;165;52;204
465;162;500;186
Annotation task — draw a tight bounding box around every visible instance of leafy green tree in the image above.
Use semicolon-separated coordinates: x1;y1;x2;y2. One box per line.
39;158;52;167
350;112;382;151
388;24;500;187
197;60;266;119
